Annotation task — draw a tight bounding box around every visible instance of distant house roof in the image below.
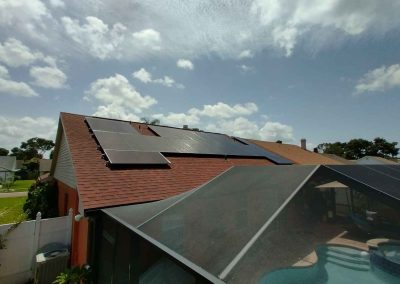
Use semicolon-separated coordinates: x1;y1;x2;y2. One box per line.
322;154;355;165
39;159;52;172
52;113;280;211
249;140;342;165
0;156;17;172
356;156;398;165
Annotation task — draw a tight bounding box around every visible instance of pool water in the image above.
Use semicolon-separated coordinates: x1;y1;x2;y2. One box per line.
379;244;400;265
260;245;400;284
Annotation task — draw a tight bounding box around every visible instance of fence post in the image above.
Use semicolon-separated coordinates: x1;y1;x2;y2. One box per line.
32;212;42;255
66;208;73;247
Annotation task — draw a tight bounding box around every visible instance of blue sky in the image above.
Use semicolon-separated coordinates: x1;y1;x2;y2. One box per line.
0;0;400;151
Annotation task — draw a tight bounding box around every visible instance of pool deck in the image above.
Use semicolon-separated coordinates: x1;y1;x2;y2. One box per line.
293;228;369;267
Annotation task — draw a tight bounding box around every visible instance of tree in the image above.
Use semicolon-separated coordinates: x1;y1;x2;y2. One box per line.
317;137;399;159
0;148;8;156
21;137;55;157
23;180;58;219
140;117;160;125
344;139;373;159
369;137;399;158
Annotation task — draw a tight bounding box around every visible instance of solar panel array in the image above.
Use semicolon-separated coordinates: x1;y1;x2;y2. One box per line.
85;117;293;165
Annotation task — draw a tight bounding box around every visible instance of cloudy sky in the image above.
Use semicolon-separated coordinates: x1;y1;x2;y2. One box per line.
1;0;400;151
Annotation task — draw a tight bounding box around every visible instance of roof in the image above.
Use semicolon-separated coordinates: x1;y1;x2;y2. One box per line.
322;154;355;165
0;156;16;172
356;156;398;165
249;140;342;165
39;159;52;172
55;113;275;211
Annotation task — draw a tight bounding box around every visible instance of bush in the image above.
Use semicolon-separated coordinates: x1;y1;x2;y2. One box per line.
23;180;58;219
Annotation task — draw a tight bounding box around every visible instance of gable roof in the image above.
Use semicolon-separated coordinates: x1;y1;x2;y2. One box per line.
54;113;275;211
0;156;16;172
249;140;342;165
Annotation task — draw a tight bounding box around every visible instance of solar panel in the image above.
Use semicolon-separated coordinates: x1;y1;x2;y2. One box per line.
104;149;170;165
86;117;293;165
86;117;138;134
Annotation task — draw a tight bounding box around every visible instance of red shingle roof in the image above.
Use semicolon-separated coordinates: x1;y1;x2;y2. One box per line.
59;113;273;210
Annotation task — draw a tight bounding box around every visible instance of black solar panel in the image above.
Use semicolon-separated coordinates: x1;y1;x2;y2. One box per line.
104;149;169;165
86;117;138;134
326;165;400;201
86;117;293;165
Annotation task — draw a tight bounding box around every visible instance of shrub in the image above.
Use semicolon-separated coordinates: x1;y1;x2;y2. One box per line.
23;180;58;219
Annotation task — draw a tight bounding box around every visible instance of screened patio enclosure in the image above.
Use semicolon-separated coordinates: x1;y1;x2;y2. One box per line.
99;165;400;283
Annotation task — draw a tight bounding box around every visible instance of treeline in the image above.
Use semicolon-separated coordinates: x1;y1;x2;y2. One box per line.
317;137;398;160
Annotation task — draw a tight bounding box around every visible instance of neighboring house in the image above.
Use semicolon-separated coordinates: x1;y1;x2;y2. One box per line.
0;156;17;184
39;159;52;176
322;154;356;165
50;112;292;266
249;139;342;165
356;156;399;165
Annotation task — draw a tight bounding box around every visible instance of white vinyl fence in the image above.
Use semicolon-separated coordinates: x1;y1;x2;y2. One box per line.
0;209;73;284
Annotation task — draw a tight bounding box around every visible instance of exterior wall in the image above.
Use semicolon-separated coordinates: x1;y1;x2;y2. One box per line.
57;180;88;266
54;132;76;189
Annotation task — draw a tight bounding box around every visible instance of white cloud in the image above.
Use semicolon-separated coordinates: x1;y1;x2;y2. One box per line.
3;1;400;60
153;112;200;127
132;68;184;88
206;117;294;142
0;65;39;97
239;64;254;73
0;65;9;78
177;59;194;70
132;29;162;51
132;68;152;83
93;104;141;121
30;65;67;89
0;0;49;23
0;38;44;67
49;0;65;8
189;102;258;118
259;121;294;141
355;64;400;94
153;76;176;87
0;115;57;150
61;16;128;60
238;50;253;59
85;74;157;120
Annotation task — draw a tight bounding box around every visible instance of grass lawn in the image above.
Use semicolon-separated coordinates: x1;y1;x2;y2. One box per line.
0;197;27;225
0;180;35;192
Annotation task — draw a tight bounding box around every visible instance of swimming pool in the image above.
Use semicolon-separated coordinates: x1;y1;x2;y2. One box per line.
259;244;400;284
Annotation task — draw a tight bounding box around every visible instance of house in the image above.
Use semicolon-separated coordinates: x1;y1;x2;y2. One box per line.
0;156;17;185
39;159;52;176
249;139;342;165
50;113;400;283
356;156;398;165
50;112;292;266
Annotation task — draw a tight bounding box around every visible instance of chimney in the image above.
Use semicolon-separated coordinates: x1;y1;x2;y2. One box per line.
300;138;307;150
183;125;189;129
